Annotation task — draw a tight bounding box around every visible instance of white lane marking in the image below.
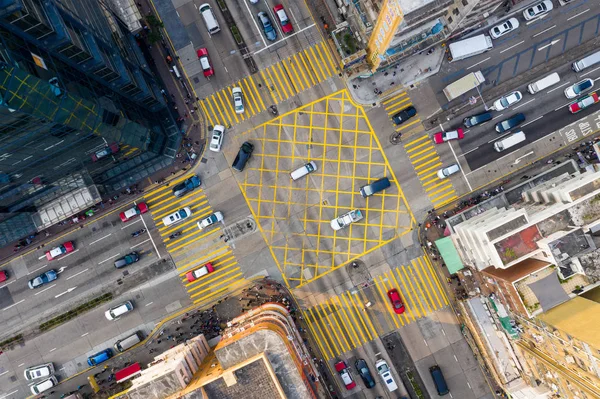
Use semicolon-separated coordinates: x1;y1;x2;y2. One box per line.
526;14;548;25
0;370;9;377
28;265;48;275
17;363;24;367
0;390;18;399
537;39;560;51
546;81;571;94
499;40;524;54
137;201;160;259
461;146;479;156
89;233;112;245
49;348;57;353
67;268;89;280
488;132;512;143
555;102;572;111
98;253;121;265
54;286;77;298
454;354;459;362
81;332;89;337
34;284;56;296
567;8;590;21
2;299;25;311
37;255;47;260
464;130;470;134
491;113;504;121
522;115;544;126
131;238;151;250
288;5;299;25
0;280;15;290
121;219;141;229
513;98;535;110
532;24;556;37
466;57;490;70
254;23;316;55
145;302;154;307
581;65;600;77
448;142;472;191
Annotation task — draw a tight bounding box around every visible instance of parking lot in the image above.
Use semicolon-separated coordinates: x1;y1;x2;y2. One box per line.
225;90;415;288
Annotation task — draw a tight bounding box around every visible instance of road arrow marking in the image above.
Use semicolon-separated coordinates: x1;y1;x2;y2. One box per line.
514;151;534;164
538;39;560;51
55;286;77;298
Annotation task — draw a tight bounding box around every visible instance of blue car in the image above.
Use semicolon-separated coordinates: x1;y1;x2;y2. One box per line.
28;270;58;289
172;175;201;197
258;12;277;41
87;349;113;366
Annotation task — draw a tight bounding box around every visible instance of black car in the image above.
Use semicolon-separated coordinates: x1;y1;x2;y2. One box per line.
463;111;492;128
232;141;254;171
495;113;525;133
391;106;417;125
355;359;375;388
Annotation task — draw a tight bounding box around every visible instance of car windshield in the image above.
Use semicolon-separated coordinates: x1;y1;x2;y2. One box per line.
178;209;187;218
378;363;389;373
500;98;509;107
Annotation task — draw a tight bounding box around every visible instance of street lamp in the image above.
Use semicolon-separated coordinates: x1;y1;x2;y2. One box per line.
474;83;489;111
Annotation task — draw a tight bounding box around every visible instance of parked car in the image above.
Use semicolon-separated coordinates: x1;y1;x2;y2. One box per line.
209;125;225;152
391;106;416;125
198;211;224;230
30;376;58;395
114;252;139;269
330;209;363;231
232;87;244;114
463;112;492;128
257;12;277;41
523;0;553;20
186;263;215;282
162;207;193;226
495;113;526;133
387;288;405;314
274;4;293;33
565;78;594;99
232;141;254;171
91;142;119;162
28;269;58;289
437;164;460;179
0;270;7;283
375;359;398;392
24;363;54;380
119;202;149;222
433;128;464;144
569;92;600;114
197;48;214;77
87;349;113;366
489;18;519;39
493;91;522;111
355;359;375;388
172;175;201;197
45;241;74;261
334;361;357;390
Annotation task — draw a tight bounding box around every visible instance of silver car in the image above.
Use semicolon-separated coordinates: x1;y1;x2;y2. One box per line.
209;125;224;152
24;363;54;380
493;91;522;111
437;164;460;179
232;87;244;114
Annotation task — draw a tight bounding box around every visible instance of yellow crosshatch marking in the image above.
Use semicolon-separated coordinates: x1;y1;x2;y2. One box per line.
404;135;458;208
231;90;415;288
301;257;448;359
199;41;339;129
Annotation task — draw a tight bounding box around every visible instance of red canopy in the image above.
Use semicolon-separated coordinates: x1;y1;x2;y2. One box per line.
115;362;141;383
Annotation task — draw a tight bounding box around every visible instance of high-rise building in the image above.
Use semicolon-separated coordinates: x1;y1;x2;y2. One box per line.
0;0;180;246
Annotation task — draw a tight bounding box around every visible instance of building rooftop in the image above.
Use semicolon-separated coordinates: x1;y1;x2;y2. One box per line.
493;225;542;265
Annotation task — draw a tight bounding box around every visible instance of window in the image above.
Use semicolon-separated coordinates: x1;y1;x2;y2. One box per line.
57;20;92;64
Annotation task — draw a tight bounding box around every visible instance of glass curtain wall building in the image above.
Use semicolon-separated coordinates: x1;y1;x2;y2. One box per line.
0;0;180;247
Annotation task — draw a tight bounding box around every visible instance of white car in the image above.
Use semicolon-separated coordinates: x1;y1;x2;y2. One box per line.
375;360;398;392
437;164;460;179
523;0;553;20
232;87;244;114
493;91;522;111
564;78;594;99
209;125;224;152
330;209;363;231
24;363;54;380
162;207;192;226
197;211;224;230
30;376;58;395
489;18;519;39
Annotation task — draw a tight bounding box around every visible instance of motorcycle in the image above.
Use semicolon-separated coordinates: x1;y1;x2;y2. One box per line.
169;231;182;239
131;228;146;238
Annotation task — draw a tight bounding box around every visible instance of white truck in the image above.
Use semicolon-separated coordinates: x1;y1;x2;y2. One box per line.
330;209;363;230
443;71;486;102
448;34;493;61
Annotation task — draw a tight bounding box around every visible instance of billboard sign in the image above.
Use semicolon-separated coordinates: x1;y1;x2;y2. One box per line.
366;0;404;71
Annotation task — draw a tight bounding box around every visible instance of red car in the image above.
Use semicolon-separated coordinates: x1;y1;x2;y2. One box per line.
433;128;464;144
185;263;214;282
91;142;119;162
45;241;74;261
119;202;149;222
0;270;8;283
569;92;600;114
334;361;356;390
197;48;214;78
387;288;405;314
273;4;293;34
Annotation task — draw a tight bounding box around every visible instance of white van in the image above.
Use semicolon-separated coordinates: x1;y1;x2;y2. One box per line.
448;34;493;61
199;4;220;35
572;50;600;72
114;331;143;352
105;301;134;320
30;376;58;394
494;131;526;152
290;161;317;180
527;72;560;94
